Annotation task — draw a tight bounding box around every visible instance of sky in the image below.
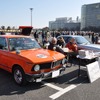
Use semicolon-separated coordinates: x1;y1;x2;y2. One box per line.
0;0;100;29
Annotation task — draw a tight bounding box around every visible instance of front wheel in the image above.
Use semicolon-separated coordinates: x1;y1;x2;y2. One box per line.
13;67;27;86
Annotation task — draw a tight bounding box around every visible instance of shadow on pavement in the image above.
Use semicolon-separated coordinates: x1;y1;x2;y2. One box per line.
44;68;89;85
0;64;89;96
0;69;44;96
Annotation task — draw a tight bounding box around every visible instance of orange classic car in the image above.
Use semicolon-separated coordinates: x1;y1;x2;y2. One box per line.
0;35;66;85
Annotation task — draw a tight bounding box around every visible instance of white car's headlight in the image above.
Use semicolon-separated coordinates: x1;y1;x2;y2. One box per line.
62;58;66;64
34;65;40;71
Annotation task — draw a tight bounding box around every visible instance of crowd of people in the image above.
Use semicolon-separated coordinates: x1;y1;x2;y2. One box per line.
33;30;100;46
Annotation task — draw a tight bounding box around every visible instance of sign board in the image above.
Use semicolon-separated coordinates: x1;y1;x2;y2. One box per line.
86;61;100;83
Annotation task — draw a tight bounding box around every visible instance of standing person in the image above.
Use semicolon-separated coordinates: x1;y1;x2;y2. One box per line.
42;31;45;40
91;33;95;44
52;31;55;37
95;33;99;44
43;37;49;48
46;31;51;40
88;33;91;38
34;31;37;39
41;31;45;46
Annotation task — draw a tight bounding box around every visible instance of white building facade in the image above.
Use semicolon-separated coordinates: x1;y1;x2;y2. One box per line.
49;17;80;30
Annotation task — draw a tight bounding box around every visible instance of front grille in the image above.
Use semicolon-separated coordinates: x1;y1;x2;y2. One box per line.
40;62;51;70
40;60;62;70
52;60;62;68
31;59;62;71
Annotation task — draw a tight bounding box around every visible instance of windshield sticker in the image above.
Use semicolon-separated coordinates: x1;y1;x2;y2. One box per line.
36;54;47;58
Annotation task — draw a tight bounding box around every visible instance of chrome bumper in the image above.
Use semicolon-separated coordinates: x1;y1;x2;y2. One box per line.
26;65;66;82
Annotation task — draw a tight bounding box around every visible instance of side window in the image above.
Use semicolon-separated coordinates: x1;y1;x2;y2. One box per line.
0;37;8;50
63;37;71;43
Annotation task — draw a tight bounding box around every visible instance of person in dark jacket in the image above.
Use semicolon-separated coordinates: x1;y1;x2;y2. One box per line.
48;37;65;55
95;33;99;44
91;33;95;44
57;37;65;48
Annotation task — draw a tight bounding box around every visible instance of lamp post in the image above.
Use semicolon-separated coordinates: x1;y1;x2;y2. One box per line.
30;8;33;26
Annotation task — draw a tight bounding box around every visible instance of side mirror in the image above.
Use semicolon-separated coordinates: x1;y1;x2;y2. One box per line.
16;49;20;54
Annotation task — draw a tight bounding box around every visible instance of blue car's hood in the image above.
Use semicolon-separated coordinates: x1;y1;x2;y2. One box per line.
78;44;100;52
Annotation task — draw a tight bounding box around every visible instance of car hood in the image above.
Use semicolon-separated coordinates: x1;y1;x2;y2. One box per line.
78;44;100;52
17;49;65;64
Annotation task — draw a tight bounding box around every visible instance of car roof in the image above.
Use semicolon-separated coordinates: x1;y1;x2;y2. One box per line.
0;35;31;38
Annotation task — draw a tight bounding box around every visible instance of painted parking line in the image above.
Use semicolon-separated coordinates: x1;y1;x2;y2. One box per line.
49;80;86;100
42;81;63;91
49;84;76;100
42;76;87;100
42;76;79;91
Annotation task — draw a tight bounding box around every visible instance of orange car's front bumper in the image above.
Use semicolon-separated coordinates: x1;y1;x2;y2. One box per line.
25;65;66;82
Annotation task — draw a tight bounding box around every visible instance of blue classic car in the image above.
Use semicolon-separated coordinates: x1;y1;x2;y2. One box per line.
57;35;100;52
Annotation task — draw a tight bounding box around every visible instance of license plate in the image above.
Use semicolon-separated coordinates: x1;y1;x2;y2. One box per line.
52;70;60;78
36;78;42;82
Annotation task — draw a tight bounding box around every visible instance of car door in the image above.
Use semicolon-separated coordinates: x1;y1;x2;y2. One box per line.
0;37;10;71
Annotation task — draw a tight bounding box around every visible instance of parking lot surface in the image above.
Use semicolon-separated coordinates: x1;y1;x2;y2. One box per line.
0;63;100;100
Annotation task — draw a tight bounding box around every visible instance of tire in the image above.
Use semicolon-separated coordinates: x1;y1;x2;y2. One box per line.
12;66;27;86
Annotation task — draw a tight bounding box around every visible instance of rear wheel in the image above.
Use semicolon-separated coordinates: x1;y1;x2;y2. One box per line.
13;66;27;86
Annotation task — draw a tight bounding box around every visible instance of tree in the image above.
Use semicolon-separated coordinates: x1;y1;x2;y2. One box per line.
1;26;5;30
12;26;15;30
7;26;11;30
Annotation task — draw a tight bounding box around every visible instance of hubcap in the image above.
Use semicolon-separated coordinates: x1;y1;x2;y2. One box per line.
14;69;22;84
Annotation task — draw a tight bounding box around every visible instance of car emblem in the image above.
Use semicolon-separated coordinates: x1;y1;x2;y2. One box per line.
36;54;47;58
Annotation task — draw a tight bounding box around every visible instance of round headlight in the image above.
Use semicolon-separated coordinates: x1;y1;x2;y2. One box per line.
34;65;40;71
62;58;66;64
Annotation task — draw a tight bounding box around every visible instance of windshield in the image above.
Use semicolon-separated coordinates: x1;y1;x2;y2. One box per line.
75;36;90;45
8;37;41;51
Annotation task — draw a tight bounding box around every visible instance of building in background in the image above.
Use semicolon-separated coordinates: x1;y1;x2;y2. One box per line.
81;3;100;30
49;17;80;31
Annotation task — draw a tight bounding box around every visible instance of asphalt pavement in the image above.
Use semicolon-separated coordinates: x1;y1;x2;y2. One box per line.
0;63;100;100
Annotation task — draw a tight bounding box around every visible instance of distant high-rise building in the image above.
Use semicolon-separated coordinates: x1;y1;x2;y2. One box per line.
81;3;100;30
49;17;80;30
76;16;79;22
